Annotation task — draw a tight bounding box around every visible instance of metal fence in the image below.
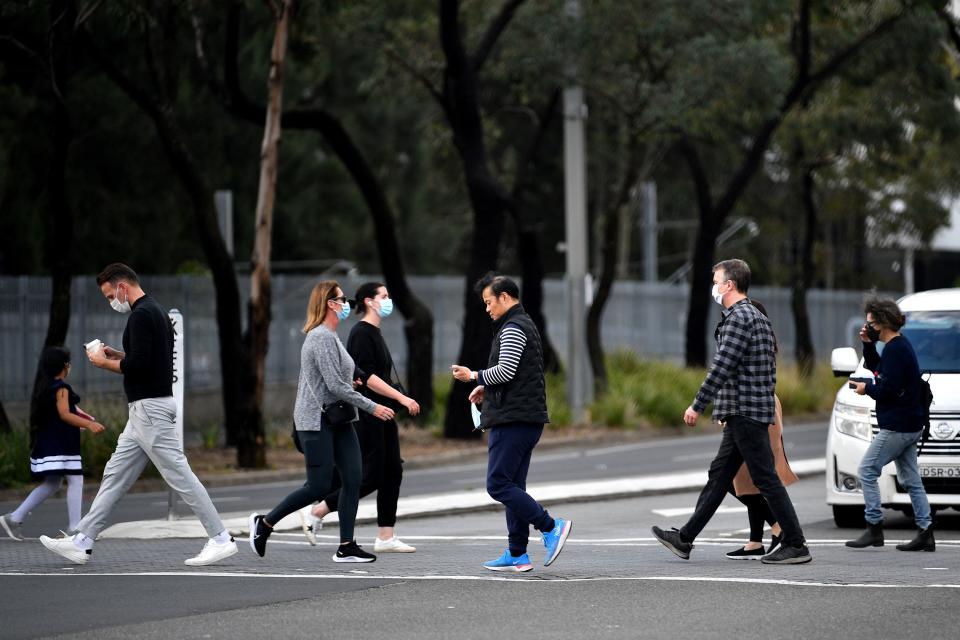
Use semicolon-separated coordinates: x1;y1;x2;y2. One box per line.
0;274;875;403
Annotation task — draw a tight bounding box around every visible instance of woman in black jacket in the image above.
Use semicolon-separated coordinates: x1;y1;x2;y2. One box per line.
301;282;420;553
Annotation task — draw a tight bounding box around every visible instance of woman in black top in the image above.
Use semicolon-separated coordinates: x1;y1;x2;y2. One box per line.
302;282;421;553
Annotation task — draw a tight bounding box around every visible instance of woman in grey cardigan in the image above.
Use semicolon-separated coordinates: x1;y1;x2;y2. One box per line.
248;280;395;563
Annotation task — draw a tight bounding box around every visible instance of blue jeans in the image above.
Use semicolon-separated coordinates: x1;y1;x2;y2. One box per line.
486;423;555;556
858;429;932;529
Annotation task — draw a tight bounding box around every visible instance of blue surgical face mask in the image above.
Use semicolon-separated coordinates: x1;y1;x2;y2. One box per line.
376;297;394;319
335;301;351;321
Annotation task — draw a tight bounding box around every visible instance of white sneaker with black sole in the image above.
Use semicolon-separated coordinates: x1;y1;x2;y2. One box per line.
333;540;376;563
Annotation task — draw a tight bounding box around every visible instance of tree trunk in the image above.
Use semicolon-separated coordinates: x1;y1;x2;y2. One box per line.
216;1;435;420
82;25;251;466
240;0;291;468
31;0;77;426
0;399;10;433
438;0;516;439
679;2;908;366
791;151;817;378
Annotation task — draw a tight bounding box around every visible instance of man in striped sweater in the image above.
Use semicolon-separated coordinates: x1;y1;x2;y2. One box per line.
452;273;573;573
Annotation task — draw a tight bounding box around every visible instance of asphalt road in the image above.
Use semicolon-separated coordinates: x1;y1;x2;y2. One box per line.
1;419;829;538
2;475;959;639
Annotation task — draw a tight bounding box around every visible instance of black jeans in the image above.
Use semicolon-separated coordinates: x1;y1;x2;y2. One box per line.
266;423;363;543
323;417;403;528
681;415;805;547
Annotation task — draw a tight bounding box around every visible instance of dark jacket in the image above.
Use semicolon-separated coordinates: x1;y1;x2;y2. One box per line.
480;304;549;428
863;336;925;432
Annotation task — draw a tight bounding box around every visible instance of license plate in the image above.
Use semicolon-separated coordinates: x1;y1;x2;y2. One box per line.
919;465;960;479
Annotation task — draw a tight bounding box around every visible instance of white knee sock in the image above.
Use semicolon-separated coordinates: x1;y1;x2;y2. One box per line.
11;476;63;523
65;475;84;532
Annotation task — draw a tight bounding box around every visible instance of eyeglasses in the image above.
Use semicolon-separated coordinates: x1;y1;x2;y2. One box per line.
331;296;348;304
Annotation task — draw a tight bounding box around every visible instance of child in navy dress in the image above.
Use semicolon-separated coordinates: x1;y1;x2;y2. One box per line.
0;346;105;540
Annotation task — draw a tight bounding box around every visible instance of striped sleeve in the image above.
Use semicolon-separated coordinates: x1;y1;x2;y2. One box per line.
478;325;527;386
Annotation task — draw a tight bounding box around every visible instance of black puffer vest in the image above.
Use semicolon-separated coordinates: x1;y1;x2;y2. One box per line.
481;304;549;428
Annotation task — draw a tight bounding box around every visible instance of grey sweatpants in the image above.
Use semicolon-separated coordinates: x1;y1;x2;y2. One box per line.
76;397;224;539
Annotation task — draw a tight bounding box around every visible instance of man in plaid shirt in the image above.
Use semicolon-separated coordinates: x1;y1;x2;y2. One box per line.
652;259;812;565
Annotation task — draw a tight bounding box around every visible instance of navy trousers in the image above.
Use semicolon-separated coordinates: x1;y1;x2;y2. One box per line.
486;423;555;556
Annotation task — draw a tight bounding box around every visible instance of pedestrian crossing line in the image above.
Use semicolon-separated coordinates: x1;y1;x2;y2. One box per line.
267;534;960;546
1;571;957;589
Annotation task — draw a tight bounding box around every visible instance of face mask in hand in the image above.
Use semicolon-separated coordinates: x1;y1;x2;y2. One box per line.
335;301;351;321
110;285;131;314
711;284;724;306
376;298;394;319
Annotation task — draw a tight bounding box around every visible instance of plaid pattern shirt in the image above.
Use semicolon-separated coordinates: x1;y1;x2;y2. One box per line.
692;299;777;424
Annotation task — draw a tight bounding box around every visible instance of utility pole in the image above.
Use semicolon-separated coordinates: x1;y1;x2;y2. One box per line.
563;0;592;421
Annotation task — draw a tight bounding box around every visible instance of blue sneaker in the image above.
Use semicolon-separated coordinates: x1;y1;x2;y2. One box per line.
483;550;533;573
542;517;573;566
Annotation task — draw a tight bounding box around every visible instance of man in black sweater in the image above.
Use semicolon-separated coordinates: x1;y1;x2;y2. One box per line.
40;264;238;566
846;297;934;552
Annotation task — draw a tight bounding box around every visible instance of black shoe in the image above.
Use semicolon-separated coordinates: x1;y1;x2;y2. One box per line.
896;527;935;552
725;545;766;560
651;526;693;560
333;540;377;563
248;513;271;558
845;522;884;548
767;533;782;555
761;543;812;565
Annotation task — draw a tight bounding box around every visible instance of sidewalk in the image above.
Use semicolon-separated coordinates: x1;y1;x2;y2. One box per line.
98;458;827;539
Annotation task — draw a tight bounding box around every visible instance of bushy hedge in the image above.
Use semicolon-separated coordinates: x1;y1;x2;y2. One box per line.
586;351;838;429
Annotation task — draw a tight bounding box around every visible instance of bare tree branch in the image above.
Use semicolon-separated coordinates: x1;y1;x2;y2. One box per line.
384;45;443;104
472;0;527;72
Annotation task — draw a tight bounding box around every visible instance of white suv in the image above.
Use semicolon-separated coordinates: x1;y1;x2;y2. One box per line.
825;288;960;527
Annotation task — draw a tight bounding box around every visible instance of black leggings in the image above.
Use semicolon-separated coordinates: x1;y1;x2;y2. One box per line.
728;488;777;543
266;423;362;543
323;417;403;528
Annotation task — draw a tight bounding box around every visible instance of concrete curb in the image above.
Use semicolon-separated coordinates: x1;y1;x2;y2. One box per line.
98;457;827;539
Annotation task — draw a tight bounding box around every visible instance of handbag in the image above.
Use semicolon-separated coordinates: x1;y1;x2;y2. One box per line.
322;399;356;426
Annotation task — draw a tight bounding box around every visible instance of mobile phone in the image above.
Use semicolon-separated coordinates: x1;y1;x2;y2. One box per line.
848;382;856;389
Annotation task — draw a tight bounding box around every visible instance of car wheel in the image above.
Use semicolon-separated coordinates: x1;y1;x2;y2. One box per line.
832;505;865;528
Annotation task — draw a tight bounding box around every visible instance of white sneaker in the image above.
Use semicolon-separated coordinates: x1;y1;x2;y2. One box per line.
0;514;24;541
40;535;90;565
374;536;416;553
298;507;320;546
185;538;239;566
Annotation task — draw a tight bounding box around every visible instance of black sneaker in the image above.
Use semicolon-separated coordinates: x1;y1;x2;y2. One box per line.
767;533;782;555
651;526;693;560
248;513;271;558
333;540;377;563
761;543;812;565
725;545;766;560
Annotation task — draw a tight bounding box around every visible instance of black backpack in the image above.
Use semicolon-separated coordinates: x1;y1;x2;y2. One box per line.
917;373;935;455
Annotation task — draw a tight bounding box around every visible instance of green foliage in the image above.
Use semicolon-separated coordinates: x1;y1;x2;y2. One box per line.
587;351;837;429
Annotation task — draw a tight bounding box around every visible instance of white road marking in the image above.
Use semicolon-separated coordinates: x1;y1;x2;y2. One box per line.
269;533;960;546
653;506;747;517
0;571;956;589
671;452;717;462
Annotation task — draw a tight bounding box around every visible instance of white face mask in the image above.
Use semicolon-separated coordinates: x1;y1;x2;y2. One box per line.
711;283;724;306
110;285;132;314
